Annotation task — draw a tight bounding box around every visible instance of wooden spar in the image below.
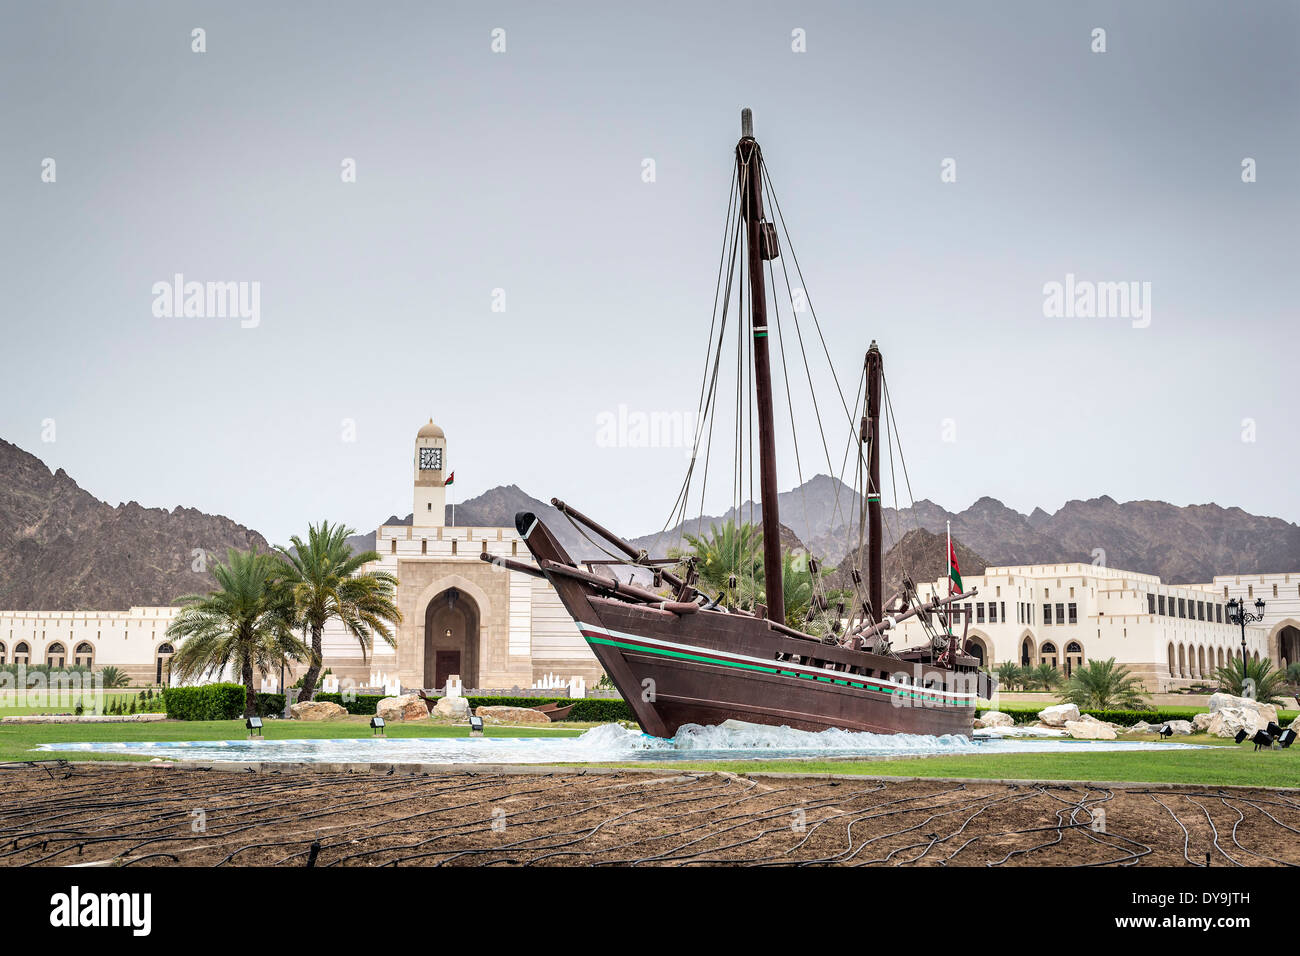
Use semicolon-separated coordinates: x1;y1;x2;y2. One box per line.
538;560;699;614
550;497;686;590
849;587;978;643
737;108;785;626
865;342;883;622
476;553;546;578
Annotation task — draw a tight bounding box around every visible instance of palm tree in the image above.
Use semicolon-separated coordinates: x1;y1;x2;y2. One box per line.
97;665;131;689
1027;662;1061;691
994;661;1022;692
167;549;308;717
671;521;764;608
1212;655;1288;705
1058;658;1149;710
276;521;401;701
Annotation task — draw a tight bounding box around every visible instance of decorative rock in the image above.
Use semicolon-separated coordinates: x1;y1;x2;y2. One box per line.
1165;719;1194;736
432;695;470;719
376;694;429;722
977;710;1015;728
1038;703;1081;727
1123;721;1154;734
1191;712;1214;733
1208;693;1279;730
475;705;552;725
1203;708;1260;738
289;700;349;721
1064;720;1117;740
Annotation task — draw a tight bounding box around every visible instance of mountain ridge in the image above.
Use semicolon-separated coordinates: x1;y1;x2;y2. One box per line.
2;439;1297;610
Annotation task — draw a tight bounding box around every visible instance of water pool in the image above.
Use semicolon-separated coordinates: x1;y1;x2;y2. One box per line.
36;722;1206;764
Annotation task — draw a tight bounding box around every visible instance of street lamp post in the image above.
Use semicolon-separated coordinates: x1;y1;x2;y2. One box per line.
1226;596;1266;671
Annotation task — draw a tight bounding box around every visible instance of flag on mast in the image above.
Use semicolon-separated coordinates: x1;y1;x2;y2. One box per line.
946;520;962;637
947;529;963;595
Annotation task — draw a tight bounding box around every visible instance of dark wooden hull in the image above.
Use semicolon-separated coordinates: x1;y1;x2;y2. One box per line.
518;513;982;740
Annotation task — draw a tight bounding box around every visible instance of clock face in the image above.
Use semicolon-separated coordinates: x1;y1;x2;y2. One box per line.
419;447;443;471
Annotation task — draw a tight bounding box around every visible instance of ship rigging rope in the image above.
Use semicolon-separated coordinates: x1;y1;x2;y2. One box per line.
648;146;931;634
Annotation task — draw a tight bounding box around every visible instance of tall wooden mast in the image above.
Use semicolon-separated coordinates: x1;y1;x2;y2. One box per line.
736;108;785;626
865;342;884;620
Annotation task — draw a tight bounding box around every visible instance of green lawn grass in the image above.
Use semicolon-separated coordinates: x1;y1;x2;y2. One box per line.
0;691;155;717
614;741;1299;788
0;717;590;763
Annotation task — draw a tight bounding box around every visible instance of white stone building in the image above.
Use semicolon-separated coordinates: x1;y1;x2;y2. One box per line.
891;562;1272;691
0;606;179;686
1212;573;1300;670
1;420;603;692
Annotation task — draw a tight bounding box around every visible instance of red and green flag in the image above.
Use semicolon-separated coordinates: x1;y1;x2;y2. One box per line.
947;539;963;595
443;472;455;487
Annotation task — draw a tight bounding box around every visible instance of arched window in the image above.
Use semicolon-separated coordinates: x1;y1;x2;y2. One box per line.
13;642;29;666
1217;647;1225;669
1178;644;1187;678
46;642;66;668
1197;646;1206;678
156;643;175;686
1040;642;1058;668
1167;643;1176;676
0;641;6;666
74;642;94;668
1064;641;1083;677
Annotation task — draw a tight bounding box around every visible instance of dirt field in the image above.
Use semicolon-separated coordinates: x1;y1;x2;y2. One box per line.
1;761;1297;866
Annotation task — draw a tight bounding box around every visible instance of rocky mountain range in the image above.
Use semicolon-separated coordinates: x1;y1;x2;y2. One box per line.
0;439;267;610
2;436;1297;610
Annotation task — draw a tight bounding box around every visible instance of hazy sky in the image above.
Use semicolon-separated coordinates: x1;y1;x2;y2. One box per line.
2;1;1297;547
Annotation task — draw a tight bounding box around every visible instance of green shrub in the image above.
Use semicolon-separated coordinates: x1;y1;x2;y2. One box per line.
314;693;386;715
255;694;286;717
162;683;247;721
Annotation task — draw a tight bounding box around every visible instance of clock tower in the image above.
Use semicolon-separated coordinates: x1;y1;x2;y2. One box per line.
413;419;447;527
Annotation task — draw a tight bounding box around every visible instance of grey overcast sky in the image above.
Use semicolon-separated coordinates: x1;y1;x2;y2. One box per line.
1;0;1297;546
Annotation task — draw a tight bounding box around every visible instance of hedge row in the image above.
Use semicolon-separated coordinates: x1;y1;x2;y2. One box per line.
161;685;636;722
162;683;248;721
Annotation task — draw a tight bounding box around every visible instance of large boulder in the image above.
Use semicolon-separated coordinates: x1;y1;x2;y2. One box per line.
432;696;470;720
376;694;429;722
1165;719;1194;736
475;705;552;725
289;700;349;721
1064;720;1117;740
1204;708;1261;738
1207;693;1279;728
1038;703;1080;727
1191;712;1215;733
1123;720;1155;734
977;710;1015;728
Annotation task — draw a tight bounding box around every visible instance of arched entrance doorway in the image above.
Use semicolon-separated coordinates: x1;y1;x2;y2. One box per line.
424;588;480;690
1020;635;1035;667
964;632;990;667
1273;624;1300;669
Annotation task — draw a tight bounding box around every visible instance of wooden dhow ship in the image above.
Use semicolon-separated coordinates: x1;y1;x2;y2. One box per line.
485;111;992;738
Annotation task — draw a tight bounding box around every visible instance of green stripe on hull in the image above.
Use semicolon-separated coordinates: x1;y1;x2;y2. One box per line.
582;633;962;706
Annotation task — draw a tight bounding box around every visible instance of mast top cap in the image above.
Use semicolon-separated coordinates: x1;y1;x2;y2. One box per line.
741;108;753;138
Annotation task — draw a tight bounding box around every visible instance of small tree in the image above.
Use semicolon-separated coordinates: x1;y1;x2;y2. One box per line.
168;549;308;717
1058;657;1149;710
994;661;1023;692
1027;662;1061;691
97;665;130;689
1212;655;1288;706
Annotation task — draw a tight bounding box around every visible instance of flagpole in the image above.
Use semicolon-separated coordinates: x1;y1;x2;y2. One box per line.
946;520;952;636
